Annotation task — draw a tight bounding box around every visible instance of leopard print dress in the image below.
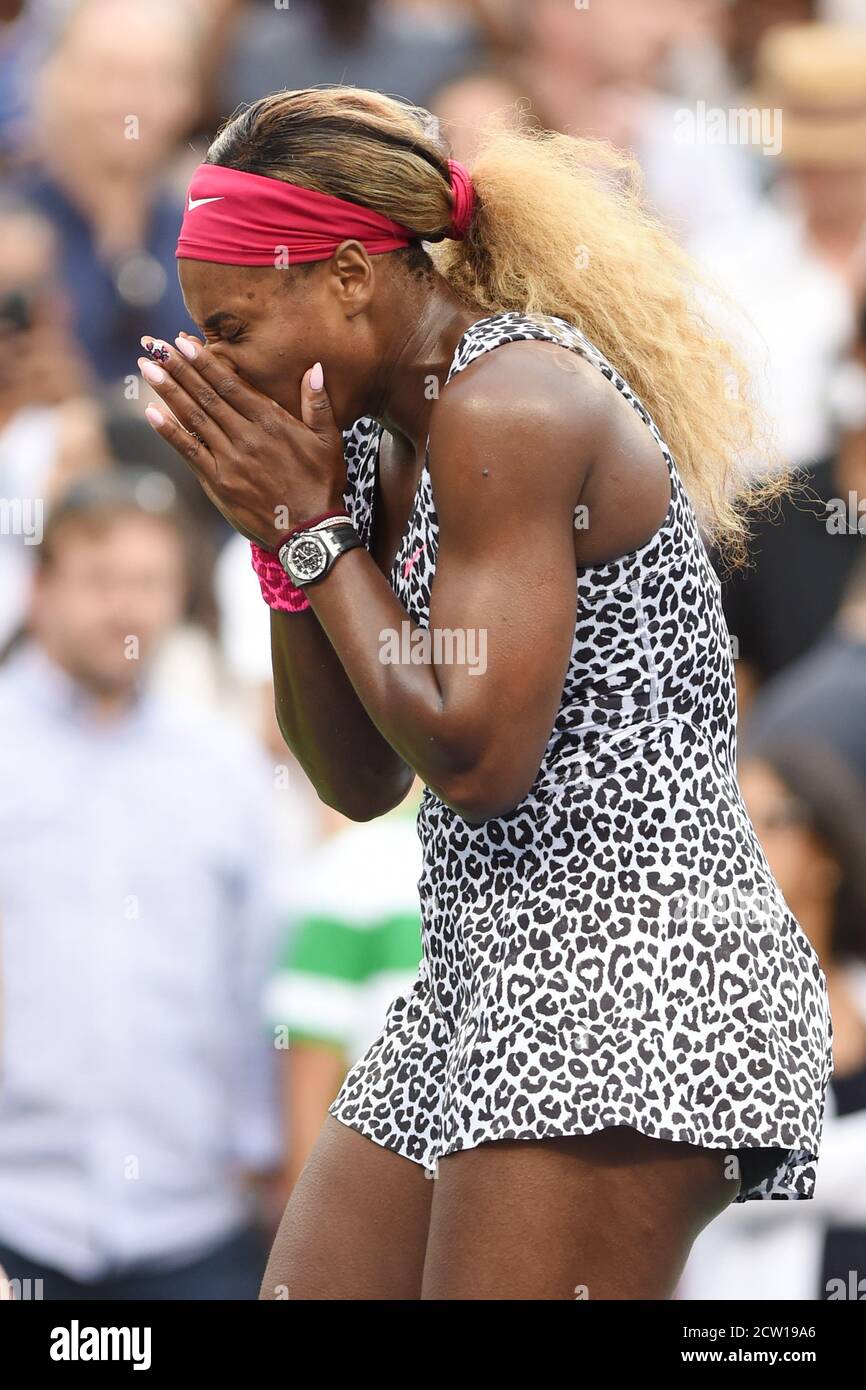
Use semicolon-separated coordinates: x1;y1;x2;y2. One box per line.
329;310;834;1201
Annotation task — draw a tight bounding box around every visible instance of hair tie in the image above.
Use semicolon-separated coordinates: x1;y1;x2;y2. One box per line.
447;159;475;240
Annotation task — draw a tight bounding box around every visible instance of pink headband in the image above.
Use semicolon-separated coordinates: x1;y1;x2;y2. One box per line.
176;159;475;267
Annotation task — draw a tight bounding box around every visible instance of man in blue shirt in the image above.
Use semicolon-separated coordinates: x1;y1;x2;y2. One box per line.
0;472;284;1298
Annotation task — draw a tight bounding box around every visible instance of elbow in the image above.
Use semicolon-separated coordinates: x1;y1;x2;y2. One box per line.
315;771;414;824
319;793;399;824
434;766;529;826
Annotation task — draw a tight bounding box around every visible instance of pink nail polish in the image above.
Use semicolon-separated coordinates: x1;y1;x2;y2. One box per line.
140;360;166;385
145;405;165;427
309;362;324;391
175;336;197;360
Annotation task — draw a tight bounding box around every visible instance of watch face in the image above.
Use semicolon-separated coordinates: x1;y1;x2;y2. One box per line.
286;534;328;583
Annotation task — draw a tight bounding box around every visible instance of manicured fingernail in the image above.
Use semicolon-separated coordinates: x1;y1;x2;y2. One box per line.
140;337;171;363
309;361;324;391
145;405;165;427
140;359;166;385
175;336;197;359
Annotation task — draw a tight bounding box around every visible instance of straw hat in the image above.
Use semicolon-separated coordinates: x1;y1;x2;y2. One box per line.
750;23;866;166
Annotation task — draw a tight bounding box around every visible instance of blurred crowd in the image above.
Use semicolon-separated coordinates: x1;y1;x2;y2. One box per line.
0;0;865;1301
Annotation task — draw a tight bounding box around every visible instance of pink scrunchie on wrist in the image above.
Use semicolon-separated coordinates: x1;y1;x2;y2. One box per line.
250;542;311;613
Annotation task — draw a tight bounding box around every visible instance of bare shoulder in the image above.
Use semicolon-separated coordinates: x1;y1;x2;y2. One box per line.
428;337;608;510
434;335;610;441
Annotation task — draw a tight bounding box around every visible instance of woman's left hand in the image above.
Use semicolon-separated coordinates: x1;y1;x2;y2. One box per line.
137;335;347;549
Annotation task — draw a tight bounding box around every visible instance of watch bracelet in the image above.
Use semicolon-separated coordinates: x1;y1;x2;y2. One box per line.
278;517;361;586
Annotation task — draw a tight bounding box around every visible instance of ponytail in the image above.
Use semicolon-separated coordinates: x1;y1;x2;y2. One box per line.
435;125;780;565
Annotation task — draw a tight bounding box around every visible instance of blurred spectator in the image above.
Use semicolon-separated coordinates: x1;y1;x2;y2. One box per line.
725;0;821;84
720;294;866;706
679;739;866;1299
744;551;866;796
428;66;530;165
218;0;484;117
417;2;858;259
694;23;866;466
0;1;30;160
507;0;697;137
264;791;423;1189
0;473;283;1298
430;0;761;239
430;0;524;53
0;0;61;166
14;0;200;386
0;194;109;650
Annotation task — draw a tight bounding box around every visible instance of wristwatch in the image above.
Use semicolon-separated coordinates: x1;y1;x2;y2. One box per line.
278;515;363;587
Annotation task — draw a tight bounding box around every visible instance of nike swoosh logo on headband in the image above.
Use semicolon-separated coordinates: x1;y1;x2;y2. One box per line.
188;195;225;210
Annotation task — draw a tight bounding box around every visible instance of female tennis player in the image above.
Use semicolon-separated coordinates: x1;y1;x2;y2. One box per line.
138;87;834;1301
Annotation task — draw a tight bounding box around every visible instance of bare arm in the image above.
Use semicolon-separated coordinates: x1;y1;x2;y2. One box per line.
301;349;591;820
269;606;413;820
140;337;595;821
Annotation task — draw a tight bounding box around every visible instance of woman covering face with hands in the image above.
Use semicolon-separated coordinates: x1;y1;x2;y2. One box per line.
139;85;833;1302
140;328;347;549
